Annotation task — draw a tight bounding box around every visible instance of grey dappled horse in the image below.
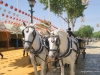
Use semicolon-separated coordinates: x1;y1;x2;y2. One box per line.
22;22;50;75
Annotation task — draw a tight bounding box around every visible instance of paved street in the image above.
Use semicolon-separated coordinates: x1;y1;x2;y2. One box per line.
47;41;100;75
0;41;100;75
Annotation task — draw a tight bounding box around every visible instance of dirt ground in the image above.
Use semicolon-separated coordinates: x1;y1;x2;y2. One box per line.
0;49;41;75
0;41;100;75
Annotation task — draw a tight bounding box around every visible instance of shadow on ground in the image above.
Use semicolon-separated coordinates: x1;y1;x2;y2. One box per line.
7;53;100;75
28;71;41;75
9;56;31;67
86;45;100;49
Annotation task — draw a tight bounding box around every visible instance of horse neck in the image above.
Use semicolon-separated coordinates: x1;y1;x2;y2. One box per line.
32;32;41;50
59;32;69;53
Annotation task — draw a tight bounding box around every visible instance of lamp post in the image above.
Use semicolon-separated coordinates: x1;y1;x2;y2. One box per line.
28;0;36;23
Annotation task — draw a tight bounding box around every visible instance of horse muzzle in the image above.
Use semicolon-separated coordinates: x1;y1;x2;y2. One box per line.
24;43;31;51
48;51;58;61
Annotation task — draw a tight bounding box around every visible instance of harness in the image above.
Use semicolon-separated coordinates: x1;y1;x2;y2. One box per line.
48;36;79;66
30;37;47;65
49;37;75;59
23;27;47;65
59;37;72;57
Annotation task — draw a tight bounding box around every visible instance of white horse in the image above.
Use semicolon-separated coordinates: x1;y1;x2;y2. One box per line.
47;29;78;75
22;22;49;75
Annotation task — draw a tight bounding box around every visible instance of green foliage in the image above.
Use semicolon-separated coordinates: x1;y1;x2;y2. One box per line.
74;25;94;38
73;31;80;37
39;0;65;14
93;31;100;38
65;0;86;19
39;0;86;16
39;0;87;28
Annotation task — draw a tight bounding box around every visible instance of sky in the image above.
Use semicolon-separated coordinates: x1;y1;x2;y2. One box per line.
0;0;100;32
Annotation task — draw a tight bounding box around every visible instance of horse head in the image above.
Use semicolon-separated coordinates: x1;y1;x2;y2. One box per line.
46;29;60;61
47;29;69;61
22;22;36;51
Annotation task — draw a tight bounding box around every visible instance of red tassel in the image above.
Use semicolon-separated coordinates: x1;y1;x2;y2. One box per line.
10;16;12;19
14;8;17;11
6;15;9;18
5;3;8;7
19;10;21;13
0;1;3;4
25;13;27;15
22;11;24;14
10;6;13;9
2;13;4;16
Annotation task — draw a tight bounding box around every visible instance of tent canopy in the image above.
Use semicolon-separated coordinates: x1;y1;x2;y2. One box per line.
0;22;10;32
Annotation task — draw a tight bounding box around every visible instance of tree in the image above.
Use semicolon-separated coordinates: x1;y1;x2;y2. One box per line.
78;25;94;44
67;0;87;31
39;0;87;30
73;30;80;37
78;25;94;38
93;31;100;38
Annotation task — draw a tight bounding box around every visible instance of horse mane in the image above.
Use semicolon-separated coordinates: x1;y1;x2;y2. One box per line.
53;29;69;37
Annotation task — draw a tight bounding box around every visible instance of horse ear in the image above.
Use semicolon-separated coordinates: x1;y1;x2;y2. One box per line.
23;22;26;26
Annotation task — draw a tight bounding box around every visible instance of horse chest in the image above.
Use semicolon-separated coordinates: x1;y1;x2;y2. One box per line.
62;57;70;64
30;54;46;65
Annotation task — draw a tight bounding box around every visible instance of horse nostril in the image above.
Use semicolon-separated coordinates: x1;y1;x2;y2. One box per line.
24;46;30;50
28;47;31;50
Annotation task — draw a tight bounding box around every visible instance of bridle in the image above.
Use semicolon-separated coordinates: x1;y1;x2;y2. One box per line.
22;24;48;65
23;26;36;45
49;35;60;54
49;35;73;58
23;26;46;54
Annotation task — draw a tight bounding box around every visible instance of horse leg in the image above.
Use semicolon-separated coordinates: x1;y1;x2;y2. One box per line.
27;52;28;56
23;50;25;56
40;62;46;75
82;48;86;60
46;58;52;72
30;57;39;75
75;50;80;64
59;60;64;75
70;61;75;75
0;53;3;59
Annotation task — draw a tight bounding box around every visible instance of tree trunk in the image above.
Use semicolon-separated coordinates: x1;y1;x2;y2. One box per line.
67;14;70;28
70;19;74;32
67;19;70;28
70;18;76;32
59;15;70;29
